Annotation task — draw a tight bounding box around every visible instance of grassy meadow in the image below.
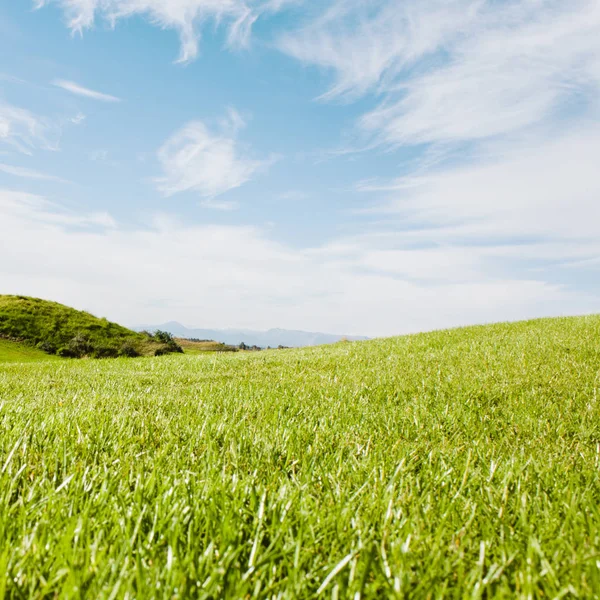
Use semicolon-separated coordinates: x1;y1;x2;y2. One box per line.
1;315;599;598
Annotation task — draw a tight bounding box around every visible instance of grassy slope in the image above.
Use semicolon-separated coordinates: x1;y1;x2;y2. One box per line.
0;295;172;358
0;338;59;363
1;315;599;597
175;337;238;354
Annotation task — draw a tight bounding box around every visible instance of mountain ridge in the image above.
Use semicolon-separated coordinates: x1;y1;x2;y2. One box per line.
134;321;369;348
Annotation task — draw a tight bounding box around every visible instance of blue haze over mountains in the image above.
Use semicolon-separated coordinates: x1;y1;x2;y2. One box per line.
135;322;369;348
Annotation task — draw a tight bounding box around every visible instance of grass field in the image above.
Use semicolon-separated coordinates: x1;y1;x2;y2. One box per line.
1;315;599;598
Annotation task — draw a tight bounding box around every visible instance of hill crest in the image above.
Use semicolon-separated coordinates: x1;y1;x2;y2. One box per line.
0;295;181;358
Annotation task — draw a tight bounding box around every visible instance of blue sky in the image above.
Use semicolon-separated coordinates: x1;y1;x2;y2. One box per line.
1;0;599;336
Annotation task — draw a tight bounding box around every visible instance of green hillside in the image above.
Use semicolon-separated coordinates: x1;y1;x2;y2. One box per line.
0;314;599;597
0;295;181;358
0;338;59;363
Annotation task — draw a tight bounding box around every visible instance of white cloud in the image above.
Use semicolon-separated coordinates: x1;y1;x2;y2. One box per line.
307;123;597;301
199;198;240;211
0;188;597;337
276;0;600;296
36;0;286;63
53;79;121;102
70;112;86;125
0;189;115;229
279;0;600;147
280;190;309;201
361;1;600;147
0;163;71;183
155;111;275;200
88;149;113;164
278;0;481;100
369;125;600;244
0;102;59;154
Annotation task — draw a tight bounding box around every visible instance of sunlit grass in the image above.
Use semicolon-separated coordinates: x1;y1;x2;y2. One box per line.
0;339;58;363
1;315;599;597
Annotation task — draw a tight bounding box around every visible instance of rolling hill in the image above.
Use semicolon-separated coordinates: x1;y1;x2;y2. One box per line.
1;314;599;596
0;295;182;358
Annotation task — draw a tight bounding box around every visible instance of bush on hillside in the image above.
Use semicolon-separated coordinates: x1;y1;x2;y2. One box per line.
150;330;184;354
57;347;78;358
36;340;57;354
216;345;239;353
93;345;120;359
154;341;184;356
68;333;94;358
119;342;140;358
153;330;174;344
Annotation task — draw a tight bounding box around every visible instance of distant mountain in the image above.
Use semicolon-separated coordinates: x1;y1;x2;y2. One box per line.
134;321;369;348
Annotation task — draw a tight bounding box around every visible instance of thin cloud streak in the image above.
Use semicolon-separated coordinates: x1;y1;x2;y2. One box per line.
0;163;71;183
52;79;121;102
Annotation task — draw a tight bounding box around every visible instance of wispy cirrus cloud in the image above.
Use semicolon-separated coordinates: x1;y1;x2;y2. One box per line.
0;163;71;183
278;0;481;101
367;125;600;243
335;123;600;296
360;1;600;147
277;0;600;289
0;101;59;154
0;189;115;229
278;0;600;147
155;109;276;205
35;0;292;63
52;79;121;102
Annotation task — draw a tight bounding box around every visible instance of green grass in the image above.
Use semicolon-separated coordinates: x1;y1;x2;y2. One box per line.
0;295;179;358
1;315;599;598
176;338;238;354
0;339;59;363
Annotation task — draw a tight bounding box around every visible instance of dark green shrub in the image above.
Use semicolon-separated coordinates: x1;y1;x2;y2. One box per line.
68;333;93;358
93;345;119;358
57;347;78;358
152;330;184;354
153;330;174;344
119;342;139;358
169;341;184;353
216;345;239;353
155;341;183;356
36;340;57;354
